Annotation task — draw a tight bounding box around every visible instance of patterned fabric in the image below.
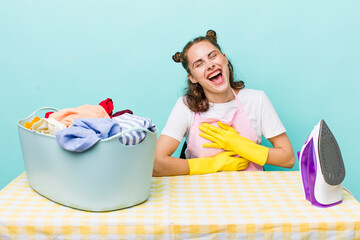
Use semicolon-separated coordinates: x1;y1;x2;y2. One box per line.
113;113;156;145
0;171;359;239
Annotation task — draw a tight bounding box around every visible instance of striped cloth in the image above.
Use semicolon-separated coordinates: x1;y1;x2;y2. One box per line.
0;171;359;239
113;113;156;145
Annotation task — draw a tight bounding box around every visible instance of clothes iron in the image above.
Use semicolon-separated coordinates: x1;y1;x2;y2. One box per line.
298;120;345;207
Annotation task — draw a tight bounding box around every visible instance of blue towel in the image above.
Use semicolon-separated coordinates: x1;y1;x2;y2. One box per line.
56;118;120;152
56;115;156;152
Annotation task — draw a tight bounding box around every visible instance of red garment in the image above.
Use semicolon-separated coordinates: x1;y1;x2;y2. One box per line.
99;98;133;118
99;98;114;116
113;109;133;117
45;112;54;118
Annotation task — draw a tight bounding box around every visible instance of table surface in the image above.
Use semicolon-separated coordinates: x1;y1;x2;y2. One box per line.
0;171;359;240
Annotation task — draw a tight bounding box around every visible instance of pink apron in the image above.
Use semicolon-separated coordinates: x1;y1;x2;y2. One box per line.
187;89;263;171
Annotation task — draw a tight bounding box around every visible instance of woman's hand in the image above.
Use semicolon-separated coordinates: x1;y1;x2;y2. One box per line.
199;121;269;166
199;122;253;150
153;134;251;176
199;121;295;168
188;151;249;175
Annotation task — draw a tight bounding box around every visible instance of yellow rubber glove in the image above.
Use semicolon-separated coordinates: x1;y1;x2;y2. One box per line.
199;121;269;166
188;151;249;175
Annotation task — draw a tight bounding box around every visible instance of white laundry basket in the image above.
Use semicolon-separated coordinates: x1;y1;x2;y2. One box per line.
17;107;157;212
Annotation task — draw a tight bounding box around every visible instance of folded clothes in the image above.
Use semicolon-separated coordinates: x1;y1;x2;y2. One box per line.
56;118;120;152
32;118;66;135
49;104;110;127
113;113;156;145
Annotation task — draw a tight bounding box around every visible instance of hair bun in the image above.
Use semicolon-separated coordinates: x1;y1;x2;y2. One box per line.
172;52;182;63
206;30;217;42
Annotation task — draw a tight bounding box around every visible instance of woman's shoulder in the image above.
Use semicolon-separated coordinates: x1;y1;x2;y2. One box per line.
237;88;266;101
173;96;194;114
175;96;188;108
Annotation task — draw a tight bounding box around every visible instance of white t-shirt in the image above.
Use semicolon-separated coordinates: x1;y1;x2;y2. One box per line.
161;88;286;144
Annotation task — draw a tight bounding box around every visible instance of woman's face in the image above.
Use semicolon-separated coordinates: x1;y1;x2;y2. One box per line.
186;40;231;102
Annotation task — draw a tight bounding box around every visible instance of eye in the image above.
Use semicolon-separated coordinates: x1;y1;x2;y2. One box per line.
209;52;218;59
195;61;203;68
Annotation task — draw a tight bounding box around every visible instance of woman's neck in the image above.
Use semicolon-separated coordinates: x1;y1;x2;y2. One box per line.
206;88;235;104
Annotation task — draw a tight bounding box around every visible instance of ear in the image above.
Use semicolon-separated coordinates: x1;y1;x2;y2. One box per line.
188;74;198;84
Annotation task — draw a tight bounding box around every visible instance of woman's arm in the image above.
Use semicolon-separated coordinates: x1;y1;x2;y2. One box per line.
153;135;190;176
266;132;295;168
199;122;295;168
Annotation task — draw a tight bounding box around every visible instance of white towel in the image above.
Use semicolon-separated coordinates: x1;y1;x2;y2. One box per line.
32;118;67;136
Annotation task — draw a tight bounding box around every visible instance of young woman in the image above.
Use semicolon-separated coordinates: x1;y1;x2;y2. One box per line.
153;30;295;176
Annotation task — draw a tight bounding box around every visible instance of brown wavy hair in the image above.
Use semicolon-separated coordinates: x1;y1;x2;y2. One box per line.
173;30;245;112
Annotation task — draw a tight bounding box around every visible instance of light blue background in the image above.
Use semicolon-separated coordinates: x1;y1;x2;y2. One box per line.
1;1;359;200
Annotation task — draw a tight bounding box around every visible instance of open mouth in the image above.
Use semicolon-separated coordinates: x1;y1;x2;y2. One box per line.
208;71;224;85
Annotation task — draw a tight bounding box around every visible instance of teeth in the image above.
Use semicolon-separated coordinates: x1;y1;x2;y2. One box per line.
208;71;221;79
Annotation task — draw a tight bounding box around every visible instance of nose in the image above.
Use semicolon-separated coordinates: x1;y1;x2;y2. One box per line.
206;62;215;71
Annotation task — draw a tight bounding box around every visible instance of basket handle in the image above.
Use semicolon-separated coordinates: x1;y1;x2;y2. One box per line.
25;107;59;119
106;127;157;141
119;127;155;136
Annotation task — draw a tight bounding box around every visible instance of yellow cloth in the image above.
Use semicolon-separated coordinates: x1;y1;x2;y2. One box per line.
49;104;110;127
188;151;249;175
24;116;40;130
0;172;360;239
199;122;269;166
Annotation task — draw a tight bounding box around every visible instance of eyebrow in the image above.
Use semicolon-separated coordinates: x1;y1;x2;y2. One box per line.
208;50;218;57
192;59;203;68
191;50;219;68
